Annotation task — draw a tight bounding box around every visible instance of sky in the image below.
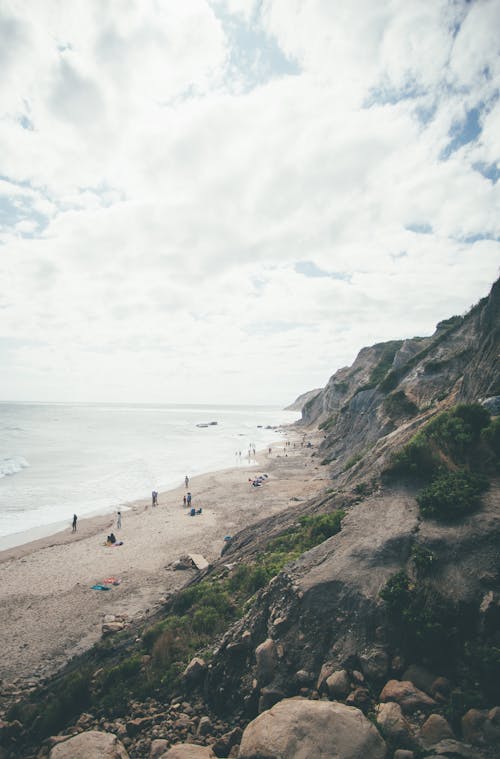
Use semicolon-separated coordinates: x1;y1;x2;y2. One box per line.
0;0;499;406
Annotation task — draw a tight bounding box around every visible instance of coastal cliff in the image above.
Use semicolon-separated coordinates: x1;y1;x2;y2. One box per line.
2;280;499;759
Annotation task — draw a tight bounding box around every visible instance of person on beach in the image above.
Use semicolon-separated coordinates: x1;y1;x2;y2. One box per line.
187;492;192;507
152;490;158;507
117;511;122;529
72;514;77;532
183;495;187;507
185;475;189;488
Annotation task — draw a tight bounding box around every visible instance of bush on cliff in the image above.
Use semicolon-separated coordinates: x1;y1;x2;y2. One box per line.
417;469;489;520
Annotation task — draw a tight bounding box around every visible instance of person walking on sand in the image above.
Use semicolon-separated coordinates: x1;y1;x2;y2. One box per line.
72;514;77;532
117;511;122;529
185;475;189;488
187;492;192;507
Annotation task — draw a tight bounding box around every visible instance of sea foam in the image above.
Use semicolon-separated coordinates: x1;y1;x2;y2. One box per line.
0;456;29;478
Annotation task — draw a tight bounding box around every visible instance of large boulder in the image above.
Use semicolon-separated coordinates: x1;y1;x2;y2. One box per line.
238;697;386;759
49;730;129;758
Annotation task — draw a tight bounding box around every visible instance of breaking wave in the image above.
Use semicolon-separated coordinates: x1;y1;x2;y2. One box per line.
0;456;29;478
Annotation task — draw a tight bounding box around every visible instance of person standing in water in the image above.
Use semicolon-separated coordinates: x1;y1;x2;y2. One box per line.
72;514;77;532
117;511;122;529
185;475;189;488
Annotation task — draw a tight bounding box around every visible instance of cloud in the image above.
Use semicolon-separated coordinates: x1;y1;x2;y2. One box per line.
0;0;498;404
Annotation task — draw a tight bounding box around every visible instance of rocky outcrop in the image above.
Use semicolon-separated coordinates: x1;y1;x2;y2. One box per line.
285;388;323;412
238;698;387;759
300;278;499;485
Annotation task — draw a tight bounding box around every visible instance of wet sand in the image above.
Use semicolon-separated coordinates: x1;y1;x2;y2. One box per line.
0;432;326;695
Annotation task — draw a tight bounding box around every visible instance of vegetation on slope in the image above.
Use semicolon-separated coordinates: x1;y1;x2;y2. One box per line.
384;403;498;520
9;510;345;745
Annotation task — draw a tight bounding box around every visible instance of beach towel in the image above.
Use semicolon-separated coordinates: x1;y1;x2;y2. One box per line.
91;584;110;591
103;576;121;585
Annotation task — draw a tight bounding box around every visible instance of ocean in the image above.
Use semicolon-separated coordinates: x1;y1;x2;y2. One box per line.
0;402;299;550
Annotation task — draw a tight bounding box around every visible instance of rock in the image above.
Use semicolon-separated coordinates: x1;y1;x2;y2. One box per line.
345;687;371;711
183;658;207;686
431;677;452;702
255;639;277;686
196;716;212;737
419;714;454;747
150;739;169;758
485;706;500;743
461;707;500;746
326;669;351;699
360;648;389;681
481;396;500;415
379;679;437;713
211;726;242;757
394;751;414;759
102;621;125;636
126;717;153;737
317;662;335;692
48;730;129;758
461;709;487;745
295;669;314;686
160;746;216;758
258;687;285;712
430;739;482;758
238;697;386;759
75;712;95;730
402;664;436;695
376;701;414;747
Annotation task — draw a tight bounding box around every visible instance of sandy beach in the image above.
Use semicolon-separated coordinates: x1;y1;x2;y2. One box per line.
0;431;325;697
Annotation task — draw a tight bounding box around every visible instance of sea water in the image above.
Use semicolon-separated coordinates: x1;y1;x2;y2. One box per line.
0;402;299;550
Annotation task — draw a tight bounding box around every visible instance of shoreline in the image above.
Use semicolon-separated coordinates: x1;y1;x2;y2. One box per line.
0;428;325;697
0;429;289;555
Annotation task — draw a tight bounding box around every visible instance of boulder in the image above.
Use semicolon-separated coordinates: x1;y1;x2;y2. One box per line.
49;730;129;758
401;664;436;695
431;677;452;702
317;662;335;692
102;621;125;636
150;739;169;758
461;706;500;746
211;726;243;757
360;648;389;681
196;716;212;737
255;639;277;686
126;717;152;737
326;669;351;699
183;657;207;686
160;746;216;759
393;751;414;759
379;680;437;713
429;739;482;758
238;697;386;759
345;687;371;711
375;701;414;747
419;714;454;747
258;687;285;712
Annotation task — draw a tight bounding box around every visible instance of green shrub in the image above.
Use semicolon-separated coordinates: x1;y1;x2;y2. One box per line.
411;544;436;575
417;469;489;520
379;571;411;613
384;390;418;419
481;417;500;463
384;404;492;482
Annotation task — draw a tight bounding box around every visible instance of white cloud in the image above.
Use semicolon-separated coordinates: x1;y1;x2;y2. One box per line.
0;0;498;405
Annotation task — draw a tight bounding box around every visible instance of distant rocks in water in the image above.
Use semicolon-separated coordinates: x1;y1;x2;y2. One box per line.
195;421;218;428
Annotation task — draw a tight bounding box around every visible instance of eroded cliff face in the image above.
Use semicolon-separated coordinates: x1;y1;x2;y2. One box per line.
299;279;499;485
206;281;500;722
